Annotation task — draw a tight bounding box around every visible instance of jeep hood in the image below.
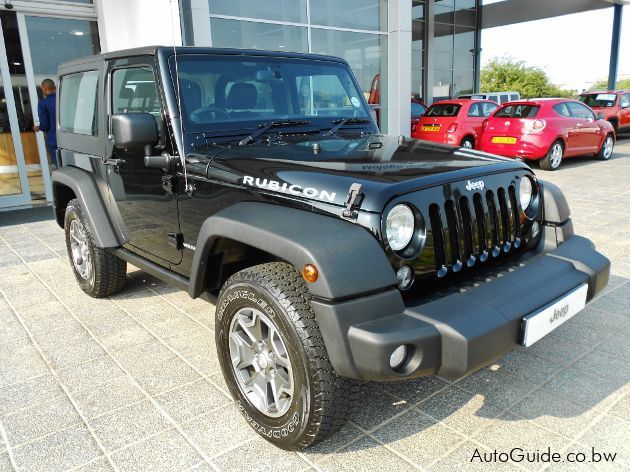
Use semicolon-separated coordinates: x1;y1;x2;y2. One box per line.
195;134;529;212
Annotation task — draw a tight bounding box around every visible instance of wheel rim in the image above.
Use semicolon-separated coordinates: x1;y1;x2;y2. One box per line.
603;136;613;159
69;219;92;280
229;307;294;418
550;143;563;168
461;139;473;149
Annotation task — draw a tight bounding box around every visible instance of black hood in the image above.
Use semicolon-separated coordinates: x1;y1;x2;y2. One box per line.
196;134;529;212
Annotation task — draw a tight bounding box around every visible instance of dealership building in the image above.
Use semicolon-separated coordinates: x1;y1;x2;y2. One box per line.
0;0;626;210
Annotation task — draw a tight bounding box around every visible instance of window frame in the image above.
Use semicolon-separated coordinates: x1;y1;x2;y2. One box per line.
59;70;99;136
56;58;104;156
567;101;596;120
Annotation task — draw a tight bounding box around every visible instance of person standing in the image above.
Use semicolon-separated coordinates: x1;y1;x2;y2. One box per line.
33;78;58;168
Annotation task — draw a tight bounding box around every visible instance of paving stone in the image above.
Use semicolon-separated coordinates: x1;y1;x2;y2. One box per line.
88;400;171;452
0;337;49;387
318;436;416;471
348;385;411;431
181;404;254;458
377;376;449;405
111;429;202;472
129;305;201;340
37;336;106;370
2;393;82;446
428;441;522;472
571;348;629;386
154;379;229;423
74;457;115;472
0;453;12;472
11;424;101;472
302;422;365;461
0;374;63;416
56;356;125;393
131;356;201;396
453;368;538;410
579;415;630;468
522;333;591;367
588;295;630;315
491;349;563;386
595;333;630;361
606;391;630;421
72;376;145;419
371;408;464;465
214;436;309;471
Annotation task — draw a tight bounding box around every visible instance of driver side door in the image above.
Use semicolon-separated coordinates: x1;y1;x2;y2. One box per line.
105;60;182;267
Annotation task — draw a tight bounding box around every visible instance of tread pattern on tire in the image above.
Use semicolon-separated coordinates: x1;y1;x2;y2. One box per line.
66;198;127;298
223;262;361;449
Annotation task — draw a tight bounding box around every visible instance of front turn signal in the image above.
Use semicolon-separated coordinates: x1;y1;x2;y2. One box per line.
302;264;319;283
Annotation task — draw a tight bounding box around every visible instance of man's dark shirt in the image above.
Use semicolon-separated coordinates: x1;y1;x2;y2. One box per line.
38;92;57;149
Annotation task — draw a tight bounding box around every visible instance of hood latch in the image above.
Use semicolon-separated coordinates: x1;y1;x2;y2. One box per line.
342;183;364;220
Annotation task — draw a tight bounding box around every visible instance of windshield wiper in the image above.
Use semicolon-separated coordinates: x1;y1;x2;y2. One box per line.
324;117;372;137
238;120;310;146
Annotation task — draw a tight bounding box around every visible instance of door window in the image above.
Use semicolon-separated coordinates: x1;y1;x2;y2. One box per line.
112;67;163;140
567;102;595;120
552;103;571;117
620;94;630;108
59;70;98;135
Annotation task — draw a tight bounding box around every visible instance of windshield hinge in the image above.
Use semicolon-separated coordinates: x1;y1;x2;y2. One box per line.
342;183;364;220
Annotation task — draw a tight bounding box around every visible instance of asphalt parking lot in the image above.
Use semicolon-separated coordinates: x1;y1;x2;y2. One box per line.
0;138;629;472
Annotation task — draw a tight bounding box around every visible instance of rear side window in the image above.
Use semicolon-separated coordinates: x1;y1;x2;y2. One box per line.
411;101;426;118
60;70;99;135
620;94;630;107
567;102;595;120
553;103;571;117
495;104;539;118
468;102;497;117
426;104;461;117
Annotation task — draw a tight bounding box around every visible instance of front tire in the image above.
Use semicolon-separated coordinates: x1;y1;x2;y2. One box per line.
596;134;614;160
64;199;127;297
540;140;563;171
216;262;359;450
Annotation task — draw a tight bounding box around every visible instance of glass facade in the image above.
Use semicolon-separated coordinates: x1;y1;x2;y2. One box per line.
203;0;387;102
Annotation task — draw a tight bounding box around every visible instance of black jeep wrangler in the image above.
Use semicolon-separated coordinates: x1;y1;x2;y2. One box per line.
52;47;609;450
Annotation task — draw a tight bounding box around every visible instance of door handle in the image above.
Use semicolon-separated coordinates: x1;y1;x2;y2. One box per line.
575;123;583;128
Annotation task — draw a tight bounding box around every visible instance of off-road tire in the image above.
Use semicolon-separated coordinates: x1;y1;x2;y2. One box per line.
539;140;563;171
64;198;127;297
216;262;360;450
595;133;614;160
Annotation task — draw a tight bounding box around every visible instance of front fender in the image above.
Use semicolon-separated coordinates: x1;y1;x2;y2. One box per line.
189;202;397;300
52;166;123;248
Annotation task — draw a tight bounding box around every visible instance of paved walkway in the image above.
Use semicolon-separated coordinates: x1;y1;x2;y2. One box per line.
0;138;629;471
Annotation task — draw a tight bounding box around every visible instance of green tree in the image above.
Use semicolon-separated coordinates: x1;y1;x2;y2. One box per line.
480;56;572;98
589;78;630;90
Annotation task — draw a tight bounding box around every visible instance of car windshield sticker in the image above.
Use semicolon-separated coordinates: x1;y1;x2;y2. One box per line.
351;97;361;107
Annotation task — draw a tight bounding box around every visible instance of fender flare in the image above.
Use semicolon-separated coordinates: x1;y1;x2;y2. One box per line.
51;166;123;248
538;179;570;224
188;202;397;300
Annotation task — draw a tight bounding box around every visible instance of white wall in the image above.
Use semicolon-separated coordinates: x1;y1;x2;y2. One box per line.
95;0;182;52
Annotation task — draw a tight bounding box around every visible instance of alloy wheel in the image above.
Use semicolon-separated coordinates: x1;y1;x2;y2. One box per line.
69;219;92;280
229;307;294;418
550;143;563;168
603;136;614;159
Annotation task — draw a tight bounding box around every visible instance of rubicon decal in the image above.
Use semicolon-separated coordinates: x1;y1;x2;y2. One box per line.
242;176;336;202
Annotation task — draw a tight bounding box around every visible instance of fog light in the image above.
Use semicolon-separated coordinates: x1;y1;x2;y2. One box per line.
531;221;540;239
389;345;408;370
396;265;414;290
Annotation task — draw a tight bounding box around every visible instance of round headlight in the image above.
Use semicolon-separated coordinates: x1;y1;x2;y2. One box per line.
386;204;415;251
519;177;533;211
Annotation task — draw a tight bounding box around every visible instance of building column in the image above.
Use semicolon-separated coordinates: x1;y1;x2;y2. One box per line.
473;0;482;93
607;4;623;91
423;0;435;106
387;0;412;136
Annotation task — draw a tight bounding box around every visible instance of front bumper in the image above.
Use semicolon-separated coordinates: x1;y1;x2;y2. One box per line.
312;224;609;381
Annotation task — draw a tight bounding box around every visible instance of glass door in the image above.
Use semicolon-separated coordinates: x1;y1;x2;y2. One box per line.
0;13;31;208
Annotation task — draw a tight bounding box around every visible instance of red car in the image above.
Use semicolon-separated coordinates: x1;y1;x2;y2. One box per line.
476;99;616;170
578;90;630;134
411;99;498;149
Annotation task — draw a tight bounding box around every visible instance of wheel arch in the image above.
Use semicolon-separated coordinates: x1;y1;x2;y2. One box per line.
52;166;124;248
189;202;397;300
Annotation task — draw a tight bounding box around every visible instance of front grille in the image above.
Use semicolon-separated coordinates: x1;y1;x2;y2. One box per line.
429;184;523;277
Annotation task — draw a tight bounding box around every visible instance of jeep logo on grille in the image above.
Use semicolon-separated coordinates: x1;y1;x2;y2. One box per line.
465;180;485;191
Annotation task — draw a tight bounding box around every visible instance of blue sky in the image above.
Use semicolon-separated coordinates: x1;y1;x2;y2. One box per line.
480;6;629;90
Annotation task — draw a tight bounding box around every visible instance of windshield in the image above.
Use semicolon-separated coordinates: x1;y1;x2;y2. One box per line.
168;54;372;134
494;104;539;118
578;93;617;108
425;104;461;117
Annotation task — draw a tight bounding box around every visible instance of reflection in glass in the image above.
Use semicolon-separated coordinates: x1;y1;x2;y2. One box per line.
310;28;384;95
210;18;308;53
453;69;474;97
0;75;23;198
310;0;386;31
208;0;307;24
434;23;454;52
434;69;452;100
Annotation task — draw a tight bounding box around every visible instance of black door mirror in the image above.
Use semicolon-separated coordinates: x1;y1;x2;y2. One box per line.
112;113;158;154
595;112;606;120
